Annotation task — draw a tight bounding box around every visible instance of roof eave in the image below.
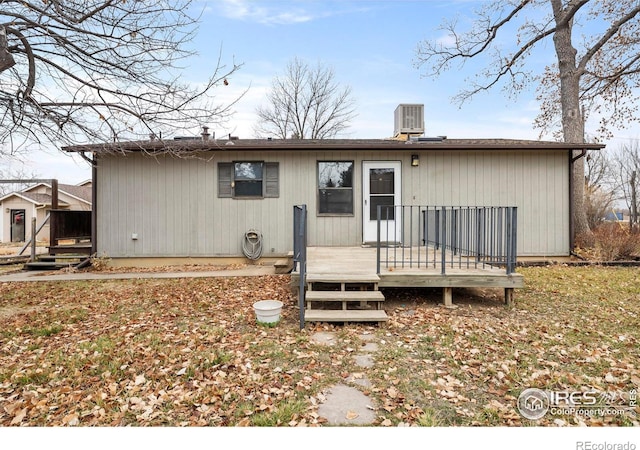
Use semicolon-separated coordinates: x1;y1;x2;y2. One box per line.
62;139;606;154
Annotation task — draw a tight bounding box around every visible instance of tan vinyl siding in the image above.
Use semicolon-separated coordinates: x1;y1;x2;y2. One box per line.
96;149;569;258
403;150;569;256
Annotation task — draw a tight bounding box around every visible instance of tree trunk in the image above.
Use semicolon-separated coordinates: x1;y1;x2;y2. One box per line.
0;26;16;72
551;0;593;247
631;170;637;229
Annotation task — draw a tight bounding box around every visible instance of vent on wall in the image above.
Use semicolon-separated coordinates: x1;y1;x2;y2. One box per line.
394;104;424;136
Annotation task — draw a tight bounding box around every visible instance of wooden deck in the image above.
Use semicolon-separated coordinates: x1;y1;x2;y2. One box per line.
292;247;524;324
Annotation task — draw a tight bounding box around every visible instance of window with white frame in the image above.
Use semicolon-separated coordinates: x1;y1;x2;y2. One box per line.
318;161;354;215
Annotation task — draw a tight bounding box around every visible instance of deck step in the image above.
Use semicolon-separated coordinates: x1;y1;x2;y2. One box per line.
47;243;92;255
38;255;86;262
306;291;385;302
306;273;380;284
304;309;388;323
274;258;293;274
24;261;72;271
24;255;91;271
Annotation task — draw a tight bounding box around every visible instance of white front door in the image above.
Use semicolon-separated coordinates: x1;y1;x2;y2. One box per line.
362;161;402;243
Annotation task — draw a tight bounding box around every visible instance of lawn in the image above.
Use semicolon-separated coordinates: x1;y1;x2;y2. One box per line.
0;266;638;426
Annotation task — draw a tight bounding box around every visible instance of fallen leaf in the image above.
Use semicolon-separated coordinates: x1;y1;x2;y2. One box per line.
10;408;27;425
345;411;359;420
605;373;616;383
236;418;251;427
387;386;398;399
62;413;79;426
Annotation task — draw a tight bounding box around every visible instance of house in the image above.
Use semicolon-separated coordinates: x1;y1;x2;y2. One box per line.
0;181;92;243
63;105;607;322
61;117;604;266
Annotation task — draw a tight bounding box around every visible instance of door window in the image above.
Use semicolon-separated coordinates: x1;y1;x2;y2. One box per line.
369;168;395;220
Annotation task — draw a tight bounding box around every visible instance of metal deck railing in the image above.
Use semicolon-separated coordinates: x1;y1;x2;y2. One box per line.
293;204;308;330
376;205;518;275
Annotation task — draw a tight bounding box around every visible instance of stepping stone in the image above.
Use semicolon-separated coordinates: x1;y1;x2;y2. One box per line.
361;342;379;352
317;384;376;425
354;354;375;368
311;331;336;346
347;372;372;388
359;332;376;341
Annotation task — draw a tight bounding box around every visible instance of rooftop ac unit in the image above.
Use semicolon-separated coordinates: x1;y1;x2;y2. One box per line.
394;104;424;136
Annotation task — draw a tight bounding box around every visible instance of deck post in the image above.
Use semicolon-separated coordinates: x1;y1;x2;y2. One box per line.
376;206;381;274
30;217;37;262
293;205;307;330
443;287;453;307
505;288;513;306
440;207;446;275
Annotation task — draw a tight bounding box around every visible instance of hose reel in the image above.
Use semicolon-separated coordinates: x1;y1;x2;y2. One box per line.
242;229;263;260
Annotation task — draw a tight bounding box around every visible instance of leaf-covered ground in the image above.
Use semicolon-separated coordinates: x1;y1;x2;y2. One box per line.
0;266;638;426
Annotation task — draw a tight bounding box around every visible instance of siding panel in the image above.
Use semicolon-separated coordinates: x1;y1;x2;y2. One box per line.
97;149;570;258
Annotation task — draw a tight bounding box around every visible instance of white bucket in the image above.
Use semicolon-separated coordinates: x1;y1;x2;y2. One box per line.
253;300;283;324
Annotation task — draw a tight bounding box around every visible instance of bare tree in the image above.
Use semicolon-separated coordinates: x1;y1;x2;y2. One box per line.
612;141;640;229
414;0;640;244
0;0;242;155
584;150;616;229
255;57;357;139
0;162;39;196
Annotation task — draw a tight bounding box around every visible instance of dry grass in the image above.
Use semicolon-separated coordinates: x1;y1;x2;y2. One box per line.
0;266;638;426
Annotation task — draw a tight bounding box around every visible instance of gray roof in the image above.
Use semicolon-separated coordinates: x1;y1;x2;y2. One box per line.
11;192;70;206
0;183;90;206
62;137;606;154
58;183;92;203
20;192;53;204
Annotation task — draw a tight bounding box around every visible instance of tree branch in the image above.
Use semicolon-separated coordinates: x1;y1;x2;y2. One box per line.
577;4;640;73
0;1;243;155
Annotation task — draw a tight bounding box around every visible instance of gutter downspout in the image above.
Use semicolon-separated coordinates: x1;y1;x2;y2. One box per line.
569;149;587;257
80;151;98;256
91;158;97;257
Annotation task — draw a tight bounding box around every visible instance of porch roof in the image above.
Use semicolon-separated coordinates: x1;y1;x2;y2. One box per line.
62;137;606;154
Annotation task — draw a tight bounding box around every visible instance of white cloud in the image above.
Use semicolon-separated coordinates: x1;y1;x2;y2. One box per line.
215;0;315;25
435;32;458;49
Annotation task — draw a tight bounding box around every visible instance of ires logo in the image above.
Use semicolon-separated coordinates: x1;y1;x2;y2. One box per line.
517;388;550;420
517;388;636;420
548;390;599;406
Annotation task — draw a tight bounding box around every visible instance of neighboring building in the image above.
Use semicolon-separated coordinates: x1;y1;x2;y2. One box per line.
63;130;604;265
0;181;92;243
604;210;630;222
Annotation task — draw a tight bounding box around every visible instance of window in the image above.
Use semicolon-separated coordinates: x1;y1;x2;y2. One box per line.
318;161;354;215
218;162;279;198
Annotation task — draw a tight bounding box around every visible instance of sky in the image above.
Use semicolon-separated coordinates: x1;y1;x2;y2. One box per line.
5;0;640;185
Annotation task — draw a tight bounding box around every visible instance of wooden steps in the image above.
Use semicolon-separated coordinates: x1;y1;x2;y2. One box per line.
303;273;388;325
24;254;90;271
306;273;380;284
306;290;385;303
47;242;92;255
304;309;388;323
274;260;293;274
274;251;294;274
24;261;71;271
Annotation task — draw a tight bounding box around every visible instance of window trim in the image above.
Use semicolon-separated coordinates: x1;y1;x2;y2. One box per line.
317;160;355;216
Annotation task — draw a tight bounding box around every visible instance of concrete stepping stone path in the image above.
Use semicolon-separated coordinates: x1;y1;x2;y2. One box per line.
311;330;382;425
